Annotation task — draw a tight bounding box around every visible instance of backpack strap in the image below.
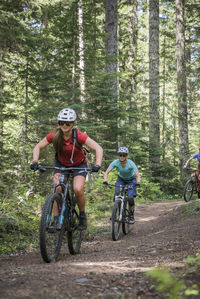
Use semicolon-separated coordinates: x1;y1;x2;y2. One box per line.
72;128;82;150
70;128;90;164
72;128;90;153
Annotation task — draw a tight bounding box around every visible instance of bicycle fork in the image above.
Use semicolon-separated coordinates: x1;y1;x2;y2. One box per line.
49;182;69;230
116;196;124;222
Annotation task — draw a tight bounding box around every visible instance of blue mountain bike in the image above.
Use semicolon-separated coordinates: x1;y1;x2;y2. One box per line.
37;165;92;263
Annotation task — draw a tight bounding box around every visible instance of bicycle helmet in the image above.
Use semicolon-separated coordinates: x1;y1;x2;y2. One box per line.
57;108;77;122
117;147;129;155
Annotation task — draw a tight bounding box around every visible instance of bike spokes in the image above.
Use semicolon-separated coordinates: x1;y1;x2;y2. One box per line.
184;179;195;202
122;206;130;235
40;193;64;263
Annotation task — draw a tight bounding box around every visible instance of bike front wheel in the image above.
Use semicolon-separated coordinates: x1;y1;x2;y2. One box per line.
122;201;130;235
40;193;64;263
184;179;195;202
111;199;121;241
67;207;82;254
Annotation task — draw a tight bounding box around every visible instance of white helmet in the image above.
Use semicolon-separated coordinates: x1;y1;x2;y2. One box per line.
57;108;77;122
117;147;129;154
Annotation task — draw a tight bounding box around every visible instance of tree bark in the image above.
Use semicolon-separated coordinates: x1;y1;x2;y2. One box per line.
104;0;118;153
176;0;189;174
78;0;86;106
127;0;138;126
149;0;160;175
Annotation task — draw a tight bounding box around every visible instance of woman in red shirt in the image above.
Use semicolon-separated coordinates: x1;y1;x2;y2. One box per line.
30;108;103;230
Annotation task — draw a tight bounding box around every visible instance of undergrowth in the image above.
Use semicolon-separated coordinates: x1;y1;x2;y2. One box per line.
147;251;200;298
0;170;182;255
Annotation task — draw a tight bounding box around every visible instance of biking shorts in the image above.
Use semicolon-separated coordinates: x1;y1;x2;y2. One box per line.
115;176;137;197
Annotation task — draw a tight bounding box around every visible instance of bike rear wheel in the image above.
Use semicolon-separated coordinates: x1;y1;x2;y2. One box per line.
40;193;64;263
67;207;82;254
184;179;195;202
122;201;130;235
111;199;121;241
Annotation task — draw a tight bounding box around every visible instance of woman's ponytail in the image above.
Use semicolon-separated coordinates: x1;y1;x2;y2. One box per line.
52;128;64;156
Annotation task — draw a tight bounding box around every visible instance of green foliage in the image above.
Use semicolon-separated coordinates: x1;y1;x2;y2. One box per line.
147;268;185;299
178;202;200;216
137;174;163;202
184;252;200;269
149;161;184;195
147;255;200;298
1;0;200;255
0;187;43;255
84;173;113;238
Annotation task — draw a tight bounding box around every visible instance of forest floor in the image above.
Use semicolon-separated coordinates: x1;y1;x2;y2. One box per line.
0;200;200;299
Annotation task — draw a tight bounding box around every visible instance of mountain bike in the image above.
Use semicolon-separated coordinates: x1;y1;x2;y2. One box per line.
183;168;200;202
37;165;92;263
106;184;135;241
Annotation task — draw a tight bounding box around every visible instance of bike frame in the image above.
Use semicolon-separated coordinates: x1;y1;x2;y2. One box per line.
192;172;200;192
39;165;92;230
52;178;72;230
186;168;200;193
110;184;133;223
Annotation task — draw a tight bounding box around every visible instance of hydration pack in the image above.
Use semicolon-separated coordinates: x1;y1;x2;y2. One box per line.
70;128;89;164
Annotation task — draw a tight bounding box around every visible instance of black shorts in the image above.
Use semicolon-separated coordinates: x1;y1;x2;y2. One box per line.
54;160;88;178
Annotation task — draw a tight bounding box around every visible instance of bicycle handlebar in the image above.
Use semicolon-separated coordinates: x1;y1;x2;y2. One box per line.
183;167;199;172
38;165;93;173
104;183;136;189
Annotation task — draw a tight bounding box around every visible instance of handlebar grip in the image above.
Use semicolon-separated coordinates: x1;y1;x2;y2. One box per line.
38;167;47;173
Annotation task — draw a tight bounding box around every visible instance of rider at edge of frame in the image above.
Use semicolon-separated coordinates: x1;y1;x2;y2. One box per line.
30;108;103;231
184;145;200;175
103;147;141;224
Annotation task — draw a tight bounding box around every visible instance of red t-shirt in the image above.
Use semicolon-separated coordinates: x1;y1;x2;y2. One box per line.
46;129;88;166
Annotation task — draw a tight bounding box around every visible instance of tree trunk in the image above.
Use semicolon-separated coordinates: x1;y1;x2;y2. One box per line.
78;0;86;107
104;0;118;155
149;0;160;176
127;0;138;126
176;0;189;174
72;2;78;104
161;34;166;161
0;48;5;169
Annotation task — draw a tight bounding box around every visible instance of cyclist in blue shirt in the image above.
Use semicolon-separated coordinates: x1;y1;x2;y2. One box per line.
184;145;200;174
103;147;141;223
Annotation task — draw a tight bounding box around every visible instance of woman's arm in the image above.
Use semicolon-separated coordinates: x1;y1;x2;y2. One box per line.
135;171;141;184
184;156;193;167
32;137;50;162
84;137;103;166
104;167;112;181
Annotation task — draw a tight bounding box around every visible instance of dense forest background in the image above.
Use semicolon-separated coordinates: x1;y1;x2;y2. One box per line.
0;0;200;253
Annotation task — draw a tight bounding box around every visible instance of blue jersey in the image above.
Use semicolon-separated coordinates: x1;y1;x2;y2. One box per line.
109;159;138;180
192;153;200;165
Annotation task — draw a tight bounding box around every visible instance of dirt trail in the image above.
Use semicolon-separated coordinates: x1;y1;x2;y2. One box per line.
1;200;200;299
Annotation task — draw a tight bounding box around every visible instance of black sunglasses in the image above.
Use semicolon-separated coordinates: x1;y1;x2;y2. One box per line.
119;154;127;157
58;121;73;126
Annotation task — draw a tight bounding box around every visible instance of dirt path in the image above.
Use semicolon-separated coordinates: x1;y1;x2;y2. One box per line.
1;200;200;299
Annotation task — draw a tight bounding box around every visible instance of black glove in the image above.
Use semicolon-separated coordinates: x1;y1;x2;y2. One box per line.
91;165;101;172
103;181;109;186
30;161;39;171
135;183;140;188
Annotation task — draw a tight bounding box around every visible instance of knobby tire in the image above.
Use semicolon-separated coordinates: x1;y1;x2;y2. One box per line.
67;207;82;254
122;201;130;235
40;193;64;263
112;199;121;241
184;179;195;202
